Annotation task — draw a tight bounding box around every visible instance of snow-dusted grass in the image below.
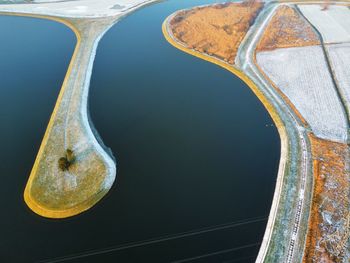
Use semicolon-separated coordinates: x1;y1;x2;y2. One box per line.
298;5;350;44
257;45;348;143
327;43;350;113
0;0;155;18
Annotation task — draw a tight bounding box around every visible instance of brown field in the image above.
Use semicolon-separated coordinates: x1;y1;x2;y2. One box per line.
304;134;350;262
169;2;263;64
257;5;320;51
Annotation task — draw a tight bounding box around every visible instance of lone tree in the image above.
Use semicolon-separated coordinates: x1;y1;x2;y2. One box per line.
58;149;76;171
66;149;76;163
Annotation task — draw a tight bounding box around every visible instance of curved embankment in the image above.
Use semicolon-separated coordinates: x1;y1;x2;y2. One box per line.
163;3;313;262
162;9;289;257
0;0;159;219
162;19;285;136
170;2;350;262
238;4;312;263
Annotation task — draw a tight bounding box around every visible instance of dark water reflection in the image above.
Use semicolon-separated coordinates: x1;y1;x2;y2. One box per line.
0;1;280;262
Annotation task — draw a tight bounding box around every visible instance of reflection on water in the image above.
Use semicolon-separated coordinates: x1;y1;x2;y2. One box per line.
0;1;280;262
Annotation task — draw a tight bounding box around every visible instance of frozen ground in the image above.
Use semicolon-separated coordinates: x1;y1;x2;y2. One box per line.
327;43;350;113
0;0;159;218
257;45;348;143
0;0;154;17
298;5;350;44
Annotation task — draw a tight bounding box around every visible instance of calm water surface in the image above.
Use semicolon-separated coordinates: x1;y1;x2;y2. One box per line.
0;1;280;262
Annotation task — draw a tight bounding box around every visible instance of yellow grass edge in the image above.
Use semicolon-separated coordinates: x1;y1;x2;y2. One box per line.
162;17;290;260
0;13;96;218
162;20;286;137
20;14;84;219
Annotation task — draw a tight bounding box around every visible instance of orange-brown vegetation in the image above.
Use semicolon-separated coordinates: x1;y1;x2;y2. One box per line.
169;2;263;64
304;134;350;262
257;5;320;51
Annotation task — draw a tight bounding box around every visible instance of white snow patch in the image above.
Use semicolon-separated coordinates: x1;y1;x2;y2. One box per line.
327;43;350;113
257;45;348;143
0;0;155;18
299;5;350;44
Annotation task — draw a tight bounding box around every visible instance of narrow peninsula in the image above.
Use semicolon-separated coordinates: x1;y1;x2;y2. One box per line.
0;0;158;218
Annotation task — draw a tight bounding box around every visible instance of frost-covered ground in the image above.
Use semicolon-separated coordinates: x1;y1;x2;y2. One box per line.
299;5;350;44
0;0;159;218
327;43;350;114
299;4;350;123
0;0;154;17
257;45;348;143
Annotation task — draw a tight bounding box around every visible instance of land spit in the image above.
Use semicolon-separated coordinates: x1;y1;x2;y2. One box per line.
1;0;349;260
0;0;159;218
164;1;350;262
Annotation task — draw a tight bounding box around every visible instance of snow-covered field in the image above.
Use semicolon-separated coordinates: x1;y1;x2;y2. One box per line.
0;0;155;18
299;5;350;44
327;43;350;113
257;45;348;143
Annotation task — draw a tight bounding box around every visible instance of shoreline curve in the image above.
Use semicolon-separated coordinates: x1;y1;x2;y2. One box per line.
162;12;290;262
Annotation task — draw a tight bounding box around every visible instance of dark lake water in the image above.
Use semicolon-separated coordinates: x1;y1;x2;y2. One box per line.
0;1;280;262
